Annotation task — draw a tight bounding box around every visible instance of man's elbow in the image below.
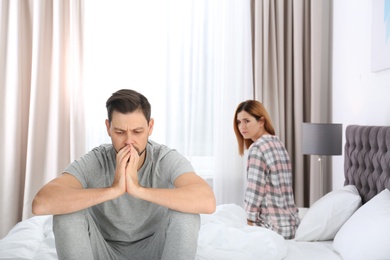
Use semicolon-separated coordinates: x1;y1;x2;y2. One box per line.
203;195;216;214
31;195;47;215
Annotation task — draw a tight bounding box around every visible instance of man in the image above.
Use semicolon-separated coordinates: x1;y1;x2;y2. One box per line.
32;89;216;260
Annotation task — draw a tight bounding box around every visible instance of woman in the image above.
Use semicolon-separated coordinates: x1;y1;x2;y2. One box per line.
233;100;300;239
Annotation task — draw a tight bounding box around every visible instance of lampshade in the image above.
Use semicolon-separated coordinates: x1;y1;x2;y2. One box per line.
302;123;342;156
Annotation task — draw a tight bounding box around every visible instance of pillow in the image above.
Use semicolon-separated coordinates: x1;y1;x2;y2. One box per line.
333;189;390;260
294;185;361;241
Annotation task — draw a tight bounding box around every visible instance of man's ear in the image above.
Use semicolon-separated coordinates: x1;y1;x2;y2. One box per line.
148;118;154;136
105;119;111;137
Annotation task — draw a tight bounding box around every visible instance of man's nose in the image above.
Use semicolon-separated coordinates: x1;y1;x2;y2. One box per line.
125;133;134;145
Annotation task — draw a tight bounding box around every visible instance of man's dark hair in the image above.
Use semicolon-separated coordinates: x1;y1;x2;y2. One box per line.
106;89;151;123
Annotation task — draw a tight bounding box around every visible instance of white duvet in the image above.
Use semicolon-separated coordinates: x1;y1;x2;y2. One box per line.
0;204;287;260
197;204;287;260
0;215;57;260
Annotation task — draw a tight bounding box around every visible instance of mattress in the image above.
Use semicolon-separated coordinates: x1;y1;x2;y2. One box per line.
0;204;341;260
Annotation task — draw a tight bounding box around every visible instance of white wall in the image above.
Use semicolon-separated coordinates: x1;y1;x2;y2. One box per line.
332;0;390;189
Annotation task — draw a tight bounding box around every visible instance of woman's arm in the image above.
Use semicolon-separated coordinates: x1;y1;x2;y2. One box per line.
245;145;268;222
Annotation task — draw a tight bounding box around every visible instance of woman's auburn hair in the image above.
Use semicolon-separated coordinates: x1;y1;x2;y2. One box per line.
233;100;275;156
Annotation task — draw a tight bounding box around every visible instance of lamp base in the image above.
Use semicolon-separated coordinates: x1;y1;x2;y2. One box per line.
318;156;324;196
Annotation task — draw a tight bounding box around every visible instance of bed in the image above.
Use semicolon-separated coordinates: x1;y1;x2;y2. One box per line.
1;125;390;260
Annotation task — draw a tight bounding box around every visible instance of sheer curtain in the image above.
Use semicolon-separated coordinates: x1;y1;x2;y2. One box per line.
0;0;84;238
210;0;253;205
164;0;253;205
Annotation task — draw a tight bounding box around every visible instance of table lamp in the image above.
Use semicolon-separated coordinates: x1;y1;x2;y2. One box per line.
302;123;342;195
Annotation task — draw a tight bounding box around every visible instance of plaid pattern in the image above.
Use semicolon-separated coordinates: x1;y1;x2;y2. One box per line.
245;135;300;239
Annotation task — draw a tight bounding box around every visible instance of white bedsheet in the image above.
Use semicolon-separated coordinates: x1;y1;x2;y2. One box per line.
0;204;341;260
284;240;342;260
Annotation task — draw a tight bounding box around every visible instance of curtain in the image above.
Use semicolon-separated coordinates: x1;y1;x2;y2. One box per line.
0;0;84;238
251;0;332;207
165;0;253;206
211;0;253;206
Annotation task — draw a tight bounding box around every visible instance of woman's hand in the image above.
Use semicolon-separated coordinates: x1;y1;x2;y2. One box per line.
247;219;254;226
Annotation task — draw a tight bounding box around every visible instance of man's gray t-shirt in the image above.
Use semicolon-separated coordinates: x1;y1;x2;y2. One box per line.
64;140;194;243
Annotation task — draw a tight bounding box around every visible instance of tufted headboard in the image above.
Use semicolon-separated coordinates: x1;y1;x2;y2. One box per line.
344;125;390;204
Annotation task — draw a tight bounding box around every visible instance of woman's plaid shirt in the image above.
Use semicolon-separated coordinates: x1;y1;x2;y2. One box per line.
245;135;300;239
